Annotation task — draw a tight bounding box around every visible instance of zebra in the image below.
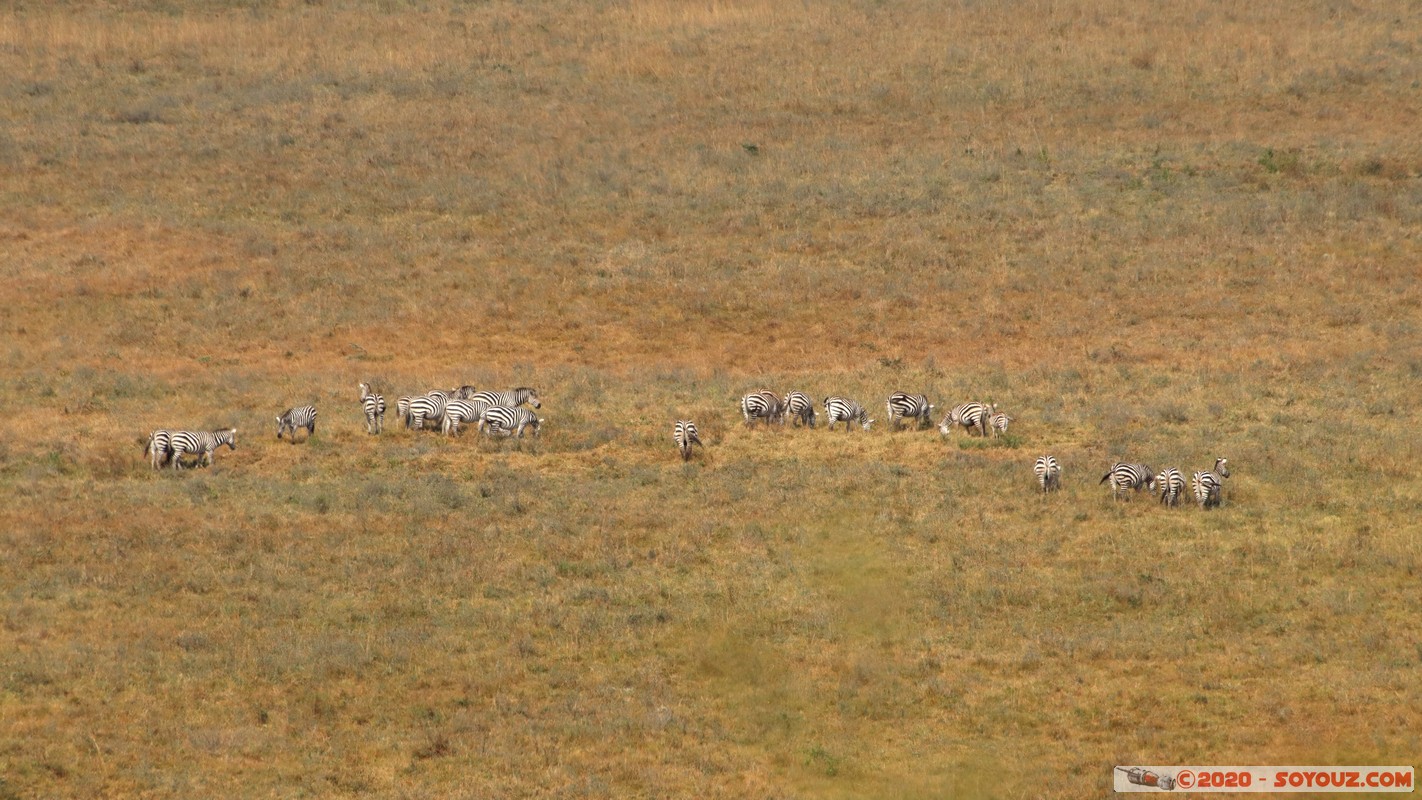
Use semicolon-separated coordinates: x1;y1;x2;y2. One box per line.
1192;457;1231;509
1034;455;1061;493
1099;462;1157;500
784;391;816;428
988;405;1012;438
145;429;173;470
276;405;318;441
396;396;413;425
470;387;540;410
405;391;449;431
740;391;784;427
451;385;479;400
359;383;386;435
823;396;874;431
674;420;703;461
940;402;990;437
441;398;491;437
886;392;933;430
169;428;237;470
483;405;542;438
1157;467;1186;507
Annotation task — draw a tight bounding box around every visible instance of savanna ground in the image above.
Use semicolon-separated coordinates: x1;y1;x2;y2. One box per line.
2;1;1421;797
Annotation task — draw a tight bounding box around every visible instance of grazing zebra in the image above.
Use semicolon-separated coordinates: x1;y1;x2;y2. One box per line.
1099;462;1157;500
1157;467;1186;507
359;383;386;435
470;387;540;410
940;402;990;437
886;392;934;430
784;391;816;428
740;391;784;427
483;405;542;438
1192;457;1231;509
988;405;1012;438
145;429;173;470
405;391;449;431
169;428;237;470
276;405;318;441
1034;455;1061;493
823;396;874;431
441;398;491;437
674;420;703;461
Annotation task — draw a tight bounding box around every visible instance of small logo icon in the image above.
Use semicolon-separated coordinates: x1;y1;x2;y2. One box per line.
1117;766;1177;791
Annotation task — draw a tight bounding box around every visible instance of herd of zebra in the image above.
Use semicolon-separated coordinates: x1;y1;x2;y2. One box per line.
142;383;1232;509
676;390;1232;509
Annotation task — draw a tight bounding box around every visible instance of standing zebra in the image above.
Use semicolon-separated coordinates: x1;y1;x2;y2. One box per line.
987;404;1012;438
784;391;816;428
396;396;413;425
442;398;491;437
940;401;990;437
145;429;173;470
470;387;541;410
823;396;874;431
1034;455;1062;493
276;405;318;441
483;405;542;438
674;420;703;461
1192;457;1231;509
1157;467;1186;507
169;428;237;470
740;391;784;427
1099;462;1157;500
405;391;449;431
886;392;934;430
359;383;386;435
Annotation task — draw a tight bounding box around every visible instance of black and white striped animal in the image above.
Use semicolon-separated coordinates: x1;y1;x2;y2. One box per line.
674;420;703;461
145;429;173;470
1157;467;1186;507
470;387;540;410
740;391;784;427
1034;455;1061;493
940;402;990;437
441;398;491;437
823;396;874;431
886;392;933;430
1099;462;1157;500
405;391;449;431
396;396;413;424
988;405;1012;438
482;405;542;438
359;383;386;435
169;428;237;470
1192;457;1231;509
276;405;318;441
451;385;479;400
784;391;816;428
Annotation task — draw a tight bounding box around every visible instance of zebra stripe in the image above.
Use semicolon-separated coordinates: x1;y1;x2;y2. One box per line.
674;420;703;460
886;392;933;430
823;396;874;431
1192;457;1231;509
988;405;1012;438
169;428;237;470
940;402;989;437
1157;467;1185;507
359;383;386;435
1034;455;1061;493
145;429;173;470
740;391;784;427
442;398;491;436
470;387;540;410
405;392;448;431
1099;462;1156;500
276;405;318;440
784;391;816;428
483;405;542;438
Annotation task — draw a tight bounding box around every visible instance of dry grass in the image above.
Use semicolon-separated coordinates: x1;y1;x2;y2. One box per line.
2;1;1421;797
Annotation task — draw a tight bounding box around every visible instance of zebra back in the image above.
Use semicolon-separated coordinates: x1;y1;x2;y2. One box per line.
1034;455;1061;492
784;391;816;427
674;420;702;459
887;392;933;429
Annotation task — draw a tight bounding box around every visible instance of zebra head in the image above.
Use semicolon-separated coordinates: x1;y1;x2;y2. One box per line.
1215;457;1230;478
861;416;876;431
220;428;237;450
359;382;371;399
518;387;541;409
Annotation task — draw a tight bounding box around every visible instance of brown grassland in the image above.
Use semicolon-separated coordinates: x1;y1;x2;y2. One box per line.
2;0;1421;797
